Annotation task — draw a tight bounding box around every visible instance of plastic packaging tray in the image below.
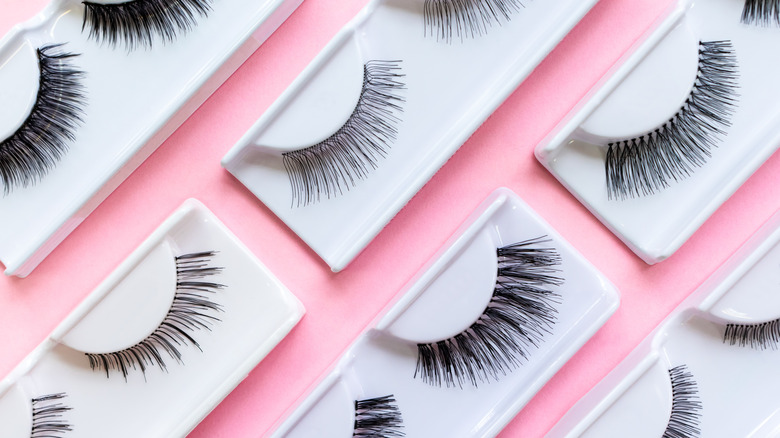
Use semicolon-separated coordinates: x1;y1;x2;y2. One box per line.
222;0;600;272
535;0;780;264
0;0;303;277
271;188;619;437
0;199;304;437
548;208;780;437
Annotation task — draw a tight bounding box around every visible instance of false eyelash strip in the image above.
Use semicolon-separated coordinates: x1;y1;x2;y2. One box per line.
282;60;405;207
31;393;72;438
353;395;405;438
723;319;780;350
742;0;780;26
604;40;739;200
414;236;563;388
663;365;702;438
0;44;86;195
86;251;224;379
82;0;213;49
424;0;524;42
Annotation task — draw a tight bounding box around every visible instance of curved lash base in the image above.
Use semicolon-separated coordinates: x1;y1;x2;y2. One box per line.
281;60;405;208
85;251;224;380
723;318;780;350
413;236;563;388
423;0;525;42
663;365;702;438
604;40;739;200
31;393;72;438
81;0;214;49
353;395;405;437
0;44;86;195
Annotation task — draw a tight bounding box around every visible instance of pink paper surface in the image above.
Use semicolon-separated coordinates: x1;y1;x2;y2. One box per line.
3;0;780;436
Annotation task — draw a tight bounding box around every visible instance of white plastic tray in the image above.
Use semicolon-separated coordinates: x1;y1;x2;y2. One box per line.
0;199;304;437
536;0;780;264
222;0;600;272
0;0;303;277
548;207;780;437
271;188;619;437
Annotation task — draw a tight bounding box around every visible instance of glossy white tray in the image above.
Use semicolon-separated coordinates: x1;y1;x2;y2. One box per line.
0;0;303;277
272;188;619;437
0;199;304;437
222;0;600;272
548;208;780;437
536;0;780;264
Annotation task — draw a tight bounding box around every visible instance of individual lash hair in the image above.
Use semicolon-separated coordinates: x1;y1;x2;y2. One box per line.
0;44;86;195
414;236;563;388
742;0;780;26
353;395;405;437
282;60;405;207
31;393;72;438
86;251;224;379
723;319;780;350
82;0;213;49
424;0;524;42
663;365;702;438
605;40;739;200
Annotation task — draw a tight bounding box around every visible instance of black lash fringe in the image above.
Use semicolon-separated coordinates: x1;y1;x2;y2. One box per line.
663;365;702;438
0;44;86;194
724;319;780;350
86;251;224;379
414;236;563;388
742;0;780;26
31;393;72;437
423;0;524;42
82;0;213;49
353;395;405;437
282;60;405;207
605;40;739;200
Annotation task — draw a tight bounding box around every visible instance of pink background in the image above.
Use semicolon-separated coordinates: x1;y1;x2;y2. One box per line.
3;0;780;436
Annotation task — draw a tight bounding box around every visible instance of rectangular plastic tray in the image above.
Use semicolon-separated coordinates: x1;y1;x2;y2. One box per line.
222;0;600;272
0;0;303;277
0;199;304;437
272;188;619;437
536;0;780;264
548;208;780;437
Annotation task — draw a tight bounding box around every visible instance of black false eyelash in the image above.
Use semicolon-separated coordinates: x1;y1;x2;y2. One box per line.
423;0;524;42
82;0;213;49
742;0;780;26
604;40;739;200
0;44;86;195
353;395;405;438
414;236;563;388
282;60;405;207
723;319;780;349
663;365;702;438
86;251;224;379
31;393;72;438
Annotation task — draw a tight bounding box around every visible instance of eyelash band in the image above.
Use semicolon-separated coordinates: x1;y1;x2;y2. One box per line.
0;44;86;195
81;0;213;49
423;0;524;42
723;319;780;350
663;365;702;438
414;236;563;388
604;40;739;200
86;251;224;379
31;393;72;438
282;60;405;207
353;395;405;438
742;0;780;26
